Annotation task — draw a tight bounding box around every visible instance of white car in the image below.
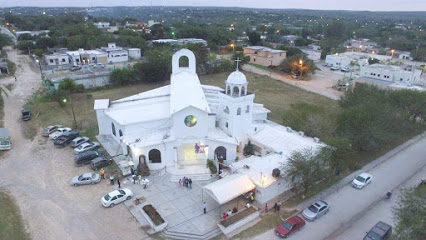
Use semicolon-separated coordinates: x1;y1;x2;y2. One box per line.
74;142;100;154
49;127;72;140
101;188;133;207
71;137;89;148
352;173;373;189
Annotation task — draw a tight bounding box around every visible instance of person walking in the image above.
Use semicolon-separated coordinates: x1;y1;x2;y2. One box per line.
14;76;17;82
110;175;114;185
274;202;278;213
179;178;182;187
189;178;192;189
117;179;121;189
203;202;207;214
100;169;105;179
265;203;269;213
277;203;281;212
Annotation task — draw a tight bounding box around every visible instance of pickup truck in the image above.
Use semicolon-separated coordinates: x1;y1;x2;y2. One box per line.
21;110;31;121
54;131;79;148
364;221;392;240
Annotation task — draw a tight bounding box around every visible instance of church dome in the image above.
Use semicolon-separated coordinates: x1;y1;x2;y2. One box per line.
226;70;247;85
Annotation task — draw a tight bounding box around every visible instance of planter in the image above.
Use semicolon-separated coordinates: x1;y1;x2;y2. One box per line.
218;206;260;237
141;204;167;233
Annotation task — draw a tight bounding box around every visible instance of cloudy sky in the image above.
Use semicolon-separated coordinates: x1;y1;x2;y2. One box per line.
1;0;425;11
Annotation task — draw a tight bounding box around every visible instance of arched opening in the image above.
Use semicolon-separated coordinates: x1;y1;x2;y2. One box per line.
246;105;250;113
111;123;116;136
215;146;227;171
119;129;123;137
127;145;132;156
139;154;147;164
233;86;240;97
224;106;230;114
227;86;231;95
241;86;245;96
179;56;189;68
148;149;161;163
237;107;241;115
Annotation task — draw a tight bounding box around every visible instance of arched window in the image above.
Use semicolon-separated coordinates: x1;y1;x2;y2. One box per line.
237;107;241;115
149;149;161;163
246;105;250;113
241;86;245;96
233;86;240;96
111;123;116;136
119;129;123;137
227;86;231;95
179;56;189;68
224;106;230;114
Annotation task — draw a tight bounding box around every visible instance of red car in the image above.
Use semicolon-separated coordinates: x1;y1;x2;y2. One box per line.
275;215;305;238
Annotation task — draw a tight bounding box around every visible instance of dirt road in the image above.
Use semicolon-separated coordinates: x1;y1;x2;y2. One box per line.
0;48;148;240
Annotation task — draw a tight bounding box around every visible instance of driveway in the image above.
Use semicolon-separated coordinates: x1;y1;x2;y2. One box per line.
254;136;426;240
0;48;148;240
242;64;344;100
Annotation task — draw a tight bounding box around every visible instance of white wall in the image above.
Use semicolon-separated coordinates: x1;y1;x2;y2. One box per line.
128;49;141;60
52;73;110;89
255;178;292;204
218;93;254;137
171;106;210;139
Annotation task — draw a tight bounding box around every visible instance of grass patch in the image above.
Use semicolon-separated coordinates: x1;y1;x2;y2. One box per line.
231;210;297;239
0;190;30;240
5;84;14;92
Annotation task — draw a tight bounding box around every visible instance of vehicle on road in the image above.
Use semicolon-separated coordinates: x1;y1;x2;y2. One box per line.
340;66;350;72
42;125;62;137
74;142;100;154
71;137;89;148
71;173;101;186
0;128;11;150
21;110;31;121
352;173;373;189
363;221;392;240
330;65;340;71
54;131;79;148
275;215;306;238
69;66;82;71
91;156;113;170
101;188;133;207
49;127;72;140
302;200;330;221
75;151;100;167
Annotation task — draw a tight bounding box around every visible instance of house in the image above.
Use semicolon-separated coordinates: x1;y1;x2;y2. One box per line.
101;43;129;63
281;35;299;45
152;38;208;46
345;39;378;52
243;46;286;67
148;20;160;27
359;64;422;85
398;51;413;61
325;52;389;69
44;53;70;67
301;49;321;61
94;22;110;29
66;49;108;66
14;30;50;37
128;48;142;60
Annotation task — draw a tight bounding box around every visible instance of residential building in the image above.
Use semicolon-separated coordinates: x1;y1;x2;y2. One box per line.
148;20;160;27
94;22;110;29
44;53;70;67
345;38;378;52
243;46;286;67
152;38;207;46
302;49;321;61
14;30;50;37
128;48;142;60
359;64;422;85
325;52;390;69
101;43;129;63
281;35;299;45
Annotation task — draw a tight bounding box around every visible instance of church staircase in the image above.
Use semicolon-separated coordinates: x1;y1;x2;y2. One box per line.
162;226;222;240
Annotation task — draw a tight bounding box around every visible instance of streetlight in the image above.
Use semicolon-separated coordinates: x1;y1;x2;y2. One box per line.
391;49;395;58
63;97;77;128
35;59;42;73
230;43;235;54
299;59;303;78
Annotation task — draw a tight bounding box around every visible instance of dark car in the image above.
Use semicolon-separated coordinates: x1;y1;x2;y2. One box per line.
74;151;100;167
364;221;392;240
275;215;305;238
54;131;79;148
69;66;81;72
91;156;113;170
21;110;31;121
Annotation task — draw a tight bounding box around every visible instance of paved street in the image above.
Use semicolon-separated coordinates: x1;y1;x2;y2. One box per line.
254;136;426;240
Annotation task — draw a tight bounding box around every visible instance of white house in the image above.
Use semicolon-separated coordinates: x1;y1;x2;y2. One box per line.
44;53;70;67
398;51;413;61
302;49;321;61
101;43;129;63
325;53;369;69
94;22;110;29
360;64;422;85
128;48;142;60
148;20;160;27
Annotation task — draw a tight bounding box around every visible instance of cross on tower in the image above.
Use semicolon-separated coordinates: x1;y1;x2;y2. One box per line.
235;58;241;71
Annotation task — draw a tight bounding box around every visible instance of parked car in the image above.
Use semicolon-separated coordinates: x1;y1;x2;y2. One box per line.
330;65;340;71
74;142;100;154
21;110;31;121
42;125;62;137
91;156;113;170
71;137;89;148
70;173;101;186
75;151;100;167
275;215;305;238
302;200;330;221
69;66;81;72
363;221;392;240
352;173;373;189
49;127;72;140
341;66;350;72
54;131;79;148
101;188;133;207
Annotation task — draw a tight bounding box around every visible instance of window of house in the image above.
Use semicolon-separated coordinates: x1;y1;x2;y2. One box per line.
246;105;250;113
253;58;256;62
226;122;228;128
378;74;380;77
62;59;66;62
111;123;116;136
92;57;96;61
237;107;241;115
119;130;123;137
149;149;161;163
224;106;230;114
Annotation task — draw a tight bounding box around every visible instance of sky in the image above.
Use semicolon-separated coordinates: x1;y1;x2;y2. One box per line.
0;0;425;11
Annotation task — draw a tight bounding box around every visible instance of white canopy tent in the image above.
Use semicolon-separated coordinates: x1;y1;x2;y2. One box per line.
203;174;256;205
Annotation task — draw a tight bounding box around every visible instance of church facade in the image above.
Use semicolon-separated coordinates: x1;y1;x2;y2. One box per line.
94;49;270;171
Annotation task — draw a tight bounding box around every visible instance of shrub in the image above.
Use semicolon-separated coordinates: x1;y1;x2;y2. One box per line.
243;141;255;156
207;159;217;174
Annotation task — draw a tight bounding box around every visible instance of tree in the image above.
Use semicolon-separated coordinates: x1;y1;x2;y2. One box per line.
16;40;35;53
279;54;317;76
282;148;330;195
247;31;261;46
58;78;83;93
323;136;357;175
243;141;255;156
393;186;426;240
0;34;12;49
109;68;134;86
33;49;44;58
277;45;304;57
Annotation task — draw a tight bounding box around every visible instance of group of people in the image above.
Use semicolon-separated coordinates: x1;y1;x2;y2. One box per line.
222;207;238;219
179;177;193;189
264;202;281;213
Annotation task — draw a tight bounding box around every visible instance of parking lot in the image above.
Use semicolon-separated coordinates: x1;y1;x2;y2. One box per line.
0;49;148;240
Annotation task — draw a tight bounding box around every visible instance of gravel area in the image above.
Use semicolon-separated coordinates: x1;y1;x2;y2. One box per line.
0;48;149;240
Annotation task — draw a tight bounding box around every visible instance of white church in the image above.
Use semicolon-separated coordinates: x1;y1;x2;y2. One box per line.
95;49;323;203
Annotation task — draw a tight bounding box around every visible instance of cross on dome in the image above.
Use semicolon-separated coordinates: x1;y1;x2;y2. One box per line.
234;58;241;71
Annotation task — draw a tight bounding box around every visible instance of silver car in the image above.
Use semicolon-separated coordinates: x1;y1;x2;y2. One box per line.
302;200;330;221
71;137;89;148
71;173;101;186
74;142;100;154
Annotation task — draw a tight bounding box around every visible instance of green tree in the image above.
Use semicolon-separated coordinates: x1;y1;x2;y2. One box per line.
279;54;317;76
109;68;134;86
393;186;426;240
0;34;12;49
58;78;82;93
323;136;357;175
247;31;261;46
282;148;330;195
16;40;35;53
243;141;255;156
277;45;304;57
33;49;44;58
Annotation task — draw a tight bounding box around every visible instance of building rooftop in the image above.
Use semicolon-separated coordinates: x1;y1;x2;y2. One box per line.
244;46;285;54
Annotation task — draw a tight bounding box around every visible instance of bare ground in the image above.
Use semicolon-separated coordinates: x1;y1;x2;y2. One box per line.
0;48;149;240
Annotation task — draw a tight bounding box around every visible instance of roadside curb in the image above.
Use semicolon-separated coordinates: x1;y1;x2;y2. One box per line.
293;131;426;213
